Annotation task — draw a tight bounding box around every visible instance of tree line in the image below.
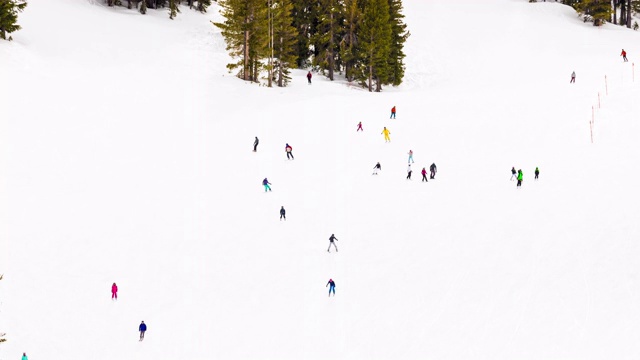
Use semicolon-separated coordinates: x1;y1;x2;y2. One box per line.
105;0;213;19
214;0;409;91
532;0;640;28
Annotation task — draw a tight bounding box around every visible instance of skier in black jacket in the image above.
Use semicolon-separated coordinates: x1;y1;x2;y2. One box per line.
280;206;286;221
327;234;338;252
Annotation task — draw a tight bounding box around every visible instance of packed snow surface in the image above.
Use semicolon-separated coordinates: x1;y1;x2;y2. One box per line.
2;0;640;359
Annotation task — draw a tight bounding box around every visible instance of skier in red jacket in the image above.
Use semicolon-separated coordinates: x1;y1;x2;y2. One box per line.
111;283;118;300
621;49;628;62
390;106;396;119
307;71;312;84
421;167;428;182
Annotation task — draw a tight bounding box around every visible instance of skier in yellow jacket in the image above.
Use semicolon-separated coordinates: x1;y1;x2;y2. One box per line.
381;127;391;142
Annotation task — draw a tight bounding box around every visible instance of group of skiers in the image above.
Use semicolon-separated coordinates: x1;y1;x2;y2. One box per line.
571;49;629;83
108;283;148;340
510;166;540;188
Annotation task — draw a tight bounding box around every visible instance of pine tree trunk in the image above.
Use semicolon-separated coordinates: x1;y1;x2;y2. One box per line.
613;0;617;24
278;36;284;87
620;0;626;25
244;29;250;81
368;64;373;92
328;3;334;81
626;0;631;28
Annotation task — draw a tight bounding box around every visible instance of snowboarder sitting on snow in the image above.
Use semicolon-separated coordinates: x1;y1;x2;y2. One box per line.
372;162;381;175
285;143;294;160
430;163;437;179
280;206;286;221
263;178;272;192
328;234;338;252
139;321;147;341
326;279;336;296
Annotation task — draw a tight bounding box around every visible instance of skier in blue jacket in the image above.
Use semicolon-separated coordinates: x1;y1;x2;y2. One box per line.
139;321;147;341
326;279;336;297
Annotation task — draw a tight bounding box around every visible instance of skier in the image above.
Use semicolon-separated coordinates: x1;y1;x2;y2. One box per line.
139;321;147;341
406;164;412;180
111;282;118;300
421;167;428;182
285;143;294;160
517;169;523;188
253;136;259;152
408;150;415;163
280;206;286;221
534;167;540;180
430;163;437;179
372;162;381;175
570;71;576;83
307;71;312;84
621;49;628;62
381;127;391;142
356;121;363;132
262;178;272;192
22;353;28;360
326;279;336;297
390;106;396;119
510;166;517;181
327;234;338;252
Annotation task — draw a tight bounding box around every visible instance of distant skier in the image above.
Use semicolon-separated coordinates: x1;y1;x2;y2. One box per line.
421;167;428;182
139;321;147;341
280;206;286;221
307;71;312;84
406;164;412;180
570;71;576;83
111;282;118;300
327;234;338;252
357;121;363;132
372;162;381;175
430;163;437;179
517;169;523;188
390;106;396;119
510;166;517;181
621;49;628;62
408;150;414;163
22;353;28;360
285;143;294;160
253;136;259;152
326;279;336;297
534;167;540;180
262;178;272;192
381;127;391;142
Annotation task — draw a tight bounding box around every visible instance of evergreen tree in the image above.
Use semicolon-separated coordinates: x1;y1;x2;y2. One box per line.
387;0;408;86
312;0;343;80
291;0;318;68
214;0;268;82
139;0;148;14
273;0;298;86
168;0;180;19
197;0;212;13
0;0;27;41
339;0;361;82
356;0;391;91
575;0;612;25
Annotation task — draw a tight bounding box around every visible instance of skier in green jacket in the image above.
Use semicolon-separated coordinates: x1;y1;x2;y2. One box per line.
517;169;523;188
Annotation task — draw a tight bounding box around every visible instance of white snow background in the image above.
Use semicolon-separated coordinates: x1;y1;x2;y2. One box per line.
2;0;640;359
